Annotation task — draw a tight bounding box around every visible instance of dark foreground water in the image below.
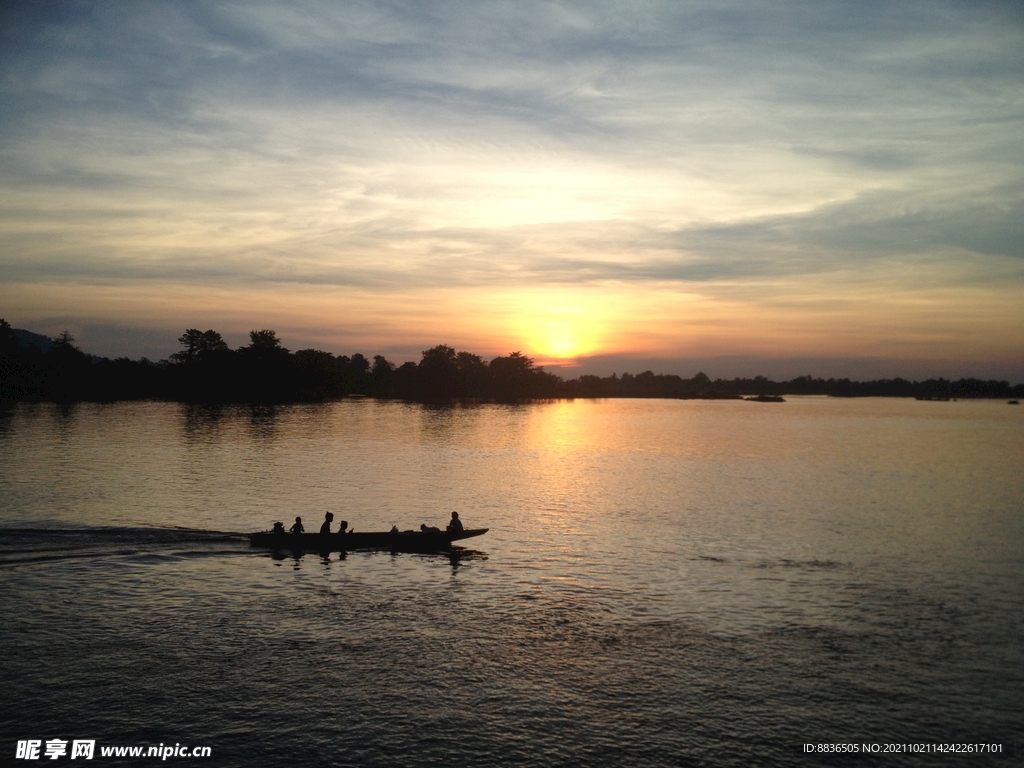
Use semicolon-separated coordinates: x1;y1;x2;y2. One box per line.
1;398;1021;766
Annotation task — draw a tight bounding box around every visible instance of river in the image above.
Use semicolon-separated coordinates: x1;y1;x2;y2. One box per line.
1;397;1020;766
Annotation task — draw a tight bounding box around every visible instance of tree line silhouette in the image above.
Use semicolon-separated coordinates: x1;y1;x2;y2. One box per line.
2;319;1021;406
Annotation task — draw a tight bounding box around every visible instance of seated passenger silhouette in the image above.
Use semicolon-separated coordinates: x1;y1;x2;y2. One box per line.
338;520;349;536
273;521;286;536
320;511;334;535
446;511;464;533
290;517;304;534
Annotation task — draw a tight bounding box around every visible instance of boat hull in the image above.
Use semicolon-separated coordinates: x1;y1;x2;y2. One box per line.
249;528;488;553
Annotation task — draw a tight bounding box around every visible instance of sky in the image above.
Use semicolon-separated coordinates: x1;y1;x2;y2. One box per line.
1;0;1022;380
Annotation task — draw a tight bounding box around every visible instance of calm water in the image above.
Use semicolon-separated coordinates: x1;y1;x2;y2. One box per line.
1;397;1021;766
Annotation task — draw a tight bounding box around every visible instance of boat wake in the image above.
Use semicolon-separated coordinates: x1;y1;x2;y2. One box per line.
0;526;249;569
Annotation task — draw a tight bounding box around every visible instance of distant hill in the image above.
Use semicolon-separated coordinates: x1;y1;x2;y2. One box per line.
13;328;53;353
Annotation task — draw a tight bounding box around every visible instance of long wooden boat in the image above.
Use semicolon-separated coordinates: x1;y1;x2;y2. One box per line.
249;528;488;553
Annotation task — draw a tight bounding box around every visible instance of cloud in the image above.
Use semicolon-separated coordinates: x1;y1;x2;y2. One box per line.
1;0;1022;374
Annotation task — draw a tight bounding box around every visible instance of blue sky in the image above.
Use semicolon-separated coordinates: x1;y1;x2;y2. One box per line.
1;1;1022;379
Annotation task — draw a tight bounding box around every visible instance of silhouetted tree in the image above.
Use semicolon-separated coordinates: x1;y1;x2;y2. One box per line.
393;361;419;399
293;349;344;400
0;319;31;403
370;355;396;396
44;330;92;400
237;329;292;402
244;329;287;359
0;319;17;359
201;331;228;355
456;351;489;396
489;351;560;400
418;345;459;400
172;329;229;364
345;353;371;394
172;329;204;364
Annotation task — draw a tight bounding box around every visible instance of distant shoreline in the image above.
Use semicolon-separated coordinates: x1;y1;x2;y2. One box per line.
3;322;1022;406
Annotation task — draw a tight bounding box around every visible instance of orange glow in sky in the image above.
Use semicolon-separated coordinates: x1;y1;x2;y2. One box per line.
1;3;1022;380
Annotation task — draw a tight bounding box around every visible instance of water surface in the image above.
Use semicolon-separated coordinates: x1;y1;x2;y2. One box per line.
1;398;1021;766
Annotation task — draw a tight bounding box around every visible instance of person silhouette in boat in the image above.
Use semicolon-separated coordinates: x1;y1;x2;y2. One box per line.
290;516;304;534
273;521;286;536
338;520;350;537
320;511;334;535
446;511;463;534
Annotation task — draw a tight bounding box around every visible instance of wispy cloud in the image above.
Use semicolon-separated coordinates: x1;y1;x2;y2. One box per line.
1;1;1022;374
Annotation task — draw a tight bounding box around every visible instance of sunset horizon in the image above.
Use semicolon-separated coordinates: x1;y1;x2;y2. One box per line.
2;3;1022;761
2;2;1022;383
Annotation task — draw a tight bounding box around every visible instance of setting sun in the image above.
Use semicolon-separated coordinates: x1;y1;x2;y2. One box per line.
498;290;609;362
531;319;596;360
